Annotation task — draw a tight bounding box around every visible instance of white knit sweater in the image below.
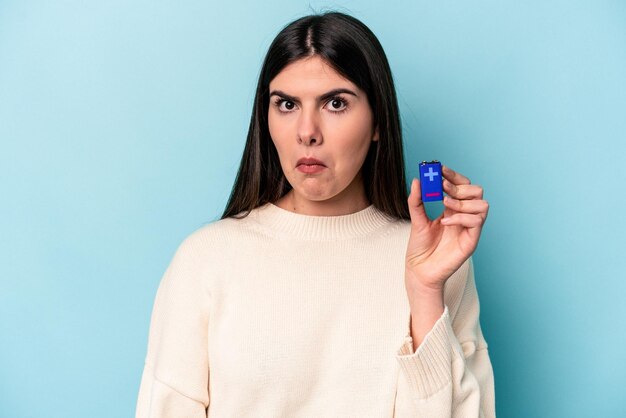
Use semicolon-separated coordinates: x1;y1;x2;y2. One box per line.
135;202;495;417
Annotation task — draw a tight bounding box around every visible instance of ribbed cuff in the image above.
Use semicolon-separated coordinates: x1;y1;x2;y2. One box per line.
395;305;454;399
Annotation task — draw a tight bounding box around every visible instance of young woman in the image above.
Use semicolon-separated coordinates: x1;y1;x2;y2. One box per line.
136;11;494;418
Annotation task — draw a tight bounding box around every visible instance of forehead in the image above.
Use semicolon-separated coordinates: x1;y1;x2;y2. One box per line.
269;56;357;90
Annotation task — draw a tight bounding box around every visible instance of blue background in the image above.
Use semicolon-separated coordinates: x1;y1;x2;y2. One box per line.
1;1;624;417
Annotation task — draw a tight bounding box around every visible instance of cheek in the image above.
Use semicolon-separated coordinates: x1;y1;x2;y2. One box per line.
336;120;373;156
268;113;278;142
268;116;295;172
268;115;286;150
333;140;373;179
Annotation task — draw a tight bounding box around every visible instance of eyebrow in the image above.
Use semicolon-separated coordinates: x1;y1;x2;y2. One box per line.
268;88;358;103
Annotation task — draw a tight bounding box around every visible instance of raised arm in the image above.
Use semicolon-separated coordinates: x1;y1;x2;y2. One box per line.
394;257;496;417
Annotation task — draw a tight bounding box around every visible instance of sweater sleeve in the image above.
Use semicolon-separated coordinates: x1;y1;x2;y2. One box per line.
393;257;496;418
135;236;211;418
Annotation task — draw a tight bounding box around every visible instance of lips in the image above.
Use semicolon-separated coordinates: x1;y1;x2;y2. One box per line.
297;157;326;167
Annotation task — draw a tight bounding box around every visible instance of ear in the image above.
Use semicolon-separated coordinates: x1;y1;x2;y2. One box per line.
372;126;379;142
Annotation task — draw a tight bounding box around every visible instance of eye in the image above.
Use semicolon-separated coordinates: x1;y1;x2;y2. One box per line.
327;97;349;113
273;98;296;112
272;96;350;114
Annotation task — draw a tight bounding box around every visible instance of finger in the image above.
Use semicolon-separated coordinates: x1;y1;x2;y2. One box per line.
443;196;489;215
441;213;484;247
407;177;430;230
440;213;484;228
443;180;484;200
442;165;471;185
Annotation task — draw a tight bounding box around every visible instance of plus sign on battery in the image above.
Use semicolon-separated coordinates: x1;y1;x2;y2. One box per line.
423;166;439;181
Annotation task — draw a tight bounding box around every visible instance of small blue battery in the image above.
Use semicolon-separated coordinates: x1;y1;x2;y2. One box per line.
419;160;444;202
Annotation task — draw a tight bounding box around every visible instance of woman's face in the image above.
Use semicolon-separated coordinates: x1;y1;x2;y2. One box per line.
268;55;378;215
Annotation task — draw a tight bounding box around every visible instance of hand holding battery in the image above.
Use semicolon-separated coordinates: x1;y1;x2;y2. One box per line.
405;162;490;294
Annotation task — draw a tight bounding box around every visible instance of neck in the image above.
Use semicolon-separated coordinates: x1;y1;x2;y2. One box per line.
276;191;370;217
275;173;370;216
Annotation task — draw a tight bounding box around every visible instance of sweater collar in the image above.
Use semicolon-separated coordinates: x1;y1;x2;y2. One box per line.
248;202;397;240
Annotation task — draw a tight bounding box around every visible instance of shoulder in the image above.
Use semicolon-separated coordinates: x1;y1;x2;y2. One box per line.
163;214;251;265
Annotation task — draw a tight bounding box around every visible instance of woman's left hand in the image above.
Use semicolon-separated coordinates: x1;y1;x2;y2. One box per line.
405;165;489;293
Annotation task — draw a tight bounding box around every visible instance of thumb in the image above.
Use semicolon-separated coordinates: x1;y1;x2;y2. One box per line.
408;177;430;230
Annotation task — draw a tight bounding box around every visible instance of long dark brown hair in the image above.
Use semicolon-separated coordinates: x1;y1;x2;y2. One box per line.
221;11;410;221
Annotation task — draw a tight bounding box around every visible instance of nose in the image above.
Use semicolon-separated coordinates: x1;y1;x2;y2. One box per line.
297;107;323;146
